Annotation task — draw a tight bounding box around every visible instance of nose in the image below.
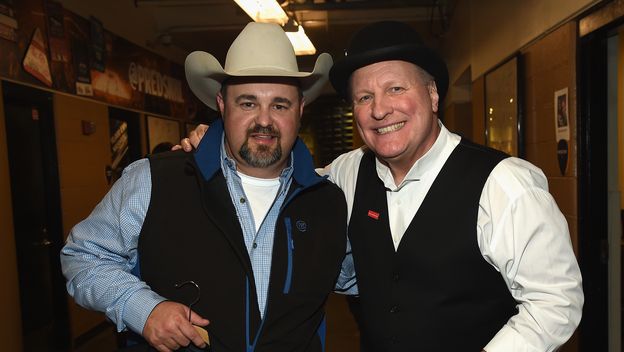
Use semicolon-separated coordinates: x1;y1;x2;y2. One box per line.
255;106;272;126
371;96;392;121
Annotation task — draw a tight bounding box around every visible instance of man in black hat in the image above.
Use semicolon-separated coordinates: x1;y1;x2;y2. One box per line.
325;21;583;351
181;21;583;352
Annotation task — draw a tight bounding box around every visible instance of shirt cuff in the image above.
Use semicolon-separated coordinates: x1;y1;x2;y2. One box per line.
483;325;540;352
122;288;167;335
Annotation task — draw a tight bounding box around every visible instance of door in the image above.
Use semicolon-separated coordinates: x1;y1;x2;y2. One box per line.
2;81;69;351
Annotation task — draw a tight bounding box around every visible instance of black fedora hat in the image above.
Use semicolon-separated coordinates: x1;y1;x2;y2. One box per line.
329;21;449;101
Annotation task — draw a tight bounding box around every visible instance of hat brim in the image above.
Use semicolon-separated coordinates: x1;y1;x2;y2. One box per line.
186;51;333;111
329;44;449;101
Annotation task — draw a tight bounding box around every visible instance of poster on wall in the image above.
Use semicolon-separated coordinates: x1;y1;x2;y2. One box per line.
22;27;53;87
0;0;17;42
554;87;569;175
147;115;180;154
45;0;70;63
89;16;105;72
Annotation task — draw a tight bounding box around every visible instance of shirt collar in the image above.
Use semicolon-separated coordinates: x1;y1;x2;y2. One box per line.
375;120;459;190
193;119;323;188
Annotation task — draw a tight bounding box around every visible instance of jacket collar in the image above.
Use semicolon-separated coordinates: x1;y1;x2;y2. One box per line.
193;119;324;188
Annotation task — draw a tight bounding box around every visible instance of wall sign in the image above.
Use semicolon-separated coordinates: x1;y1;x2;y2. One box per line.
554;87;569;175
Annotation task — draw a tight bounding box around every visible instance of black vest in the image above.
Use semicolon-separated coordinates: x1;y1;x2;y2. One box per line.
348;140;517;352
138;151;347;352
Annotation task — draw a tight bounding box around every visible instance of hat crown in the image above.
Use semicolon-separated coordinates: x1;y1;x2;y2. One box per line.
346;21;425;57
329;20;448;101
225;22;299;74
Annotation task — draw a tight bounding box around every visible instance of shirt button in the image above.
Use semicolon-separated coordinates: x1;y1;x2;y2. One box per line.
389;305;399;313
252;242;257;249
240;197;246;203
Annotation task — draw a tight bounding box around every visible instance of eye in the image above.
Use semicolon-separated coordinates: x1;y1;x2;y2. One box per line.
273;104;290;111
240;102;255;110
389;86;405;94
356;94;372;104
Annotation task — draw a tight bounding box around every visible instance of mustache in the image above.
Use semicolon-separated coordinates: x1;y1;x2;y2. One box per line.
247;125;279;137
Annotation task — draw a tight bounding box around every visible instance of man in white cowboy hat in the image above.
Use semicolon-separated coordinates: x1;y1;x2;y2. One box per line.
182;21;584;352
61;22;348;352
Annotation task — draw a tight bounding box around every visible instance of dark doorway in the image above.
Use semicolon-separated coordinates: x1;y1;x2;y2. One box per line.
2;81;69;351
579;26;614;351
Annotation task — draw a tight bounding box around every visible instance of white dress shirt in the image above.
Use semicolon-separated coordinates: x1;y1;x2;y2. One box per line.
322;121;584;352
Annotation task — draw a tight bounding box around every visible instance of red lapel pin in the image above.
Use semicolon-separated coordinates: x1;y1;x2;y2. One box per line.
367;210;380;220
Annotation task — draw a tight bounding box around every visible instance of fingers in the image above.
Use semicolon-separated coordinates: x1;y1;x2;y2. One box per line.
154;337;180;352
178;321;207;348
144;301;211;351
188;131;200;150
190;310;210;327
197;124;208;136
189;124;208;149
144;301;199;350
181;138;193;152
171;144;182;151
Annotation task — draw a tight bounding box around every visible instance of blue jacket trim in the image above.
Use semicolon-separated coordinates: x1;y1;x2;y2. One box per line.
245;276;268;352
193;119;226;181
317;315;327;351
283;217;294;294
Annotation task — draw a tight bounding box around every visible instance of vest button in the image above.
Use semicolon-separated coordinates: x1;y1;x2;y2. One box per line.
240;197;246;203
389;305;399;313
252;242;258;249
393;273;399;281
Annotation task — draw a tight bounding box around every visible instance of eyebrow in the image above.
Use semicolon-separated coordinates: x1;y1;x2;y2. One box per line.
235;94;257;103
273;97;292;105
234;95;293;106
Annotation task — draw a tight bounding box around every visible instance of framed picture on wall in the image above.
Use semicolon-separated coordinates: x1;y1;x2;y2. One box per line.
484;55;523;157
554;87;570;140
146;115;181;154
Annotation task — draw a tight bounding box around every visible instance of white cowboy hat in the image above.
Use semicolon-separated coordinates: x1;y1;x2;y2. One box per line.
185;22;333;111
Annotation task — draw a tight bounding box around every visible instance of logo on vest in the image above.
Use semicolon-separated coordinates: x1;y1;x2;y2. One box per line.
296;220;307;232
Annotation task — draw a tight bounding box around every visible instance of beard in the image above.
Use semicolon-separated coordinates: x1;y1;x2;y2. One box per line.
239;125;282;168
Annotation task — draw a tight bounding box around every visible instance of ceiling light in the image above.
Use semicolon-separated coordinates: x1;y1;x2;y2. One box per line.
233;0;289;25
285;24;316;56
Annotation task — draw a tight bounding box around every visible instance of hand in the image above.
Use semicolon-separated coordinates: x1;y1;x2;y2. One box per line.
172;124;209;152
143;301;210;352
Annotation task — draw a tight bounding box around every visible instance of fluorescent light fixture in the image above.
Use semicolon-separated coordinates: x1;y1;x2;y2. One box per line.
233;0;289;25
285;25;316;56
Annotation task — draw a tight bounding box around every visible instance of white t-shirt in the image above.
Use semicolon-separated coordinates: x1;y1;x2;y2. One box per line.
238;171;281;231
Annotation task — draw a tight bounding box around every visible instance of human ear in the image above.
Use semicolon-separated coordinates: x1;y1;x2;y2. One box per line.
217;91;225;116
428;81;439;113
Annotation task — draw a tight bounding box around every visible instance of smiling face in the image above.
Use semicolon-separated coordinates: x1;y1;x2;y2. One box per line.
350;60;440;181
218;77;304;178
